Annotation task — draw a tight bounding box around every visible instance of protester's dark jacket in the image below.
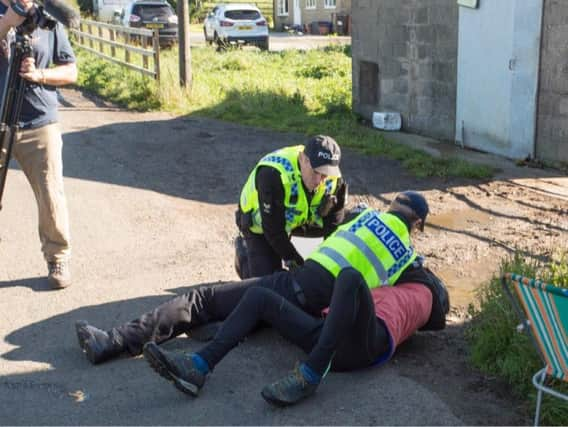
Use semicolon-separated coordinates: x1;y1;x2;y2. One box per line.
396;266;450;331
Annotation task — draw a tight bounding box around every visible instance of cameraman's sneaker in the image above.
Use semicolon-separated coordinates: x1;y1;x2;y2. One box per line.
47;261;71;289
261;364;319;406
143;342;206;396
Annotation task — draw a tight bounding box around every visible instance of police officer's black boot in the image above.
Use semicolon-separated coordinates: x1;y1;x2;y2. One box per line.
75;320;126;365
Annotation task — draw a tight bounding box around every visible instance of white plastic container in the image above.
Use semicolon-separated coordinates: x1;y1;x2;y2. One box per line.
372;112;402;131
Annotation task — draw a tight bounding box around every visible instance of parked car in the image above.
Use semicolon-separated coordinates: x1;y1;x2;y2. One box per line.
203;3;269;51
119;0;178;47
93;0;131;23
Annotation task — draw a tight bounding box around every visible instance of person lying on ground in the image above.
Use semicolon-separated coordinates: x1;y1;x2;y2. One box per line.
143;264;449;406
76;191;433;377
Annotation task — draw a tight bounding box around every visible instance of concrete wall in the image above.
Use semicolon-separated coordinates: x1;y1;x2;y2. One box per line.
352;0;458;141
536;0;568;163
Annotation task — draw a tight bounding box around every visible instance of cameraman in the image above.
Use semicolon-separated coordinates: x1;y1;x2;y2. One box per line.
0;0;77;289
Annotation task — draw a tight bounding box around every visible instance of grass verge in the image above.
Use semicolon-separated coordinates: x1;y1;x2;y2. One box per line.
74;45;494;179
466;251;568;426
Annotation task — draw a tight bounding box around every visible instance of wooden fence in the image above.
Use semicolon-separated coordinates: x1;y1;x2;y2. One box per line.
69;20;161;80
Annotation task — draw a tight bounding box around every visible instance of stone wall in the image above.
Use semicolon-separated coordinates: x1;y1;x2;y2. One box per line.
352;0;458;141
536;0;568;163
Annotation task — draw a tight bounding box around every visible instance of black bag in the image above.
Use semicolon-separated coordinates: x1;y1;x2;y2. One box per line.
396;266;450;331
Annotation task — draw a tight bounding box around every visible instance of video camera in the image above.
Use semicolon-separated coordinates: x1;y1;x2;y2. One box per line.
10;0;80;33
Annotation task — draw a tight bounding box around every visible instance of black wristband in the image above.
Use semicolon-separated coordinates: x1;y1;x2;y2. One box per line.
10;0;29;17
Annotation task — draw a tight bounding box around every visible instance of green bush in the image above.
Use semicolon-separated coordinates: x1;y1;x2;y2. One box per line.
75;49;160;110
466;252;568;426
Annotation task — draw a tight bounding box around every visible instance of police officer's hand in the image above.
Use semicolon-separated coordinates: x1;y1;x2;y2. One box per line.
317;178;348;218
317;194;337;218
335;178;348;211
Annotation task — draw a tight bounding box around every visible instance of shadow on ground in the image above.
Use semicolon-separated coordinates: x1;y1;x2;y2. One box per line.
13;88;562;207
0;281;526;426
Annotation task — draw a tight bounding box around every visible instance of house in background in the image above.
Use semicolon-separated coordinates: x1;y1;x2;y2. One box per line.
202;1;273;24
273;0;352;34
352;0;568;165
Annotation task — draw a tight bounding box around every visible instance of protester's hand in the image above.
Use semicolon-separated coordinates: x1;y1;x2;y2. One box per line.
19;57;43;83
4;0;34;28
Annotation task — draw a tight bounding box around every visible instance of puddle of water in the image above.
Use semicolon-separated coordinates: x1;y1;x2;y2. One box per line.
437;258;497;308
427;209;492;231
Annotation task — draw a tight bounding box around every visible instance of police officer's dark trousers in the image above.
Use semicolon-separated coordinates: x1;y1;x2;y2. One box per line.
241;230;283;278
196;267;390;374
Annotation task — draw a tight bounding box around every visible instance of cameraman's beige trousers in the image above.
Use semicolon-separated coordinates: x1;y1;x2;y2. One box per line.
12;123;71;263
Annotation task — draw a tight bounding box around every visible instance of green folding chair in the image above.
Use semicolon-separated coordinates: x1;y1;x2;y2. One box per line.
502;273;568;426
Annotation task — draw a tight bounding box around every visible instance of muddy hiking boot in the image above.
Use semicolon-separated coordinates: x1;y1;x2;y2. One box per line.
75;321;125;365
143;342;206;396
47;261;71;289
261;363;319;406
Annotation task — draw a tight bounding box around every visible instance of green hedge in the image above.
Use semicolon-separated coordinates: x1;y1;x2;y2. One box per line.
466;252;568;426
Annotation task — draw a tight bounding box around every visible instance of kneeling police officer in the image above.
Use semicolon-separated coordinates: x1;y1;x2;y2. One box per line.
235;135;348;278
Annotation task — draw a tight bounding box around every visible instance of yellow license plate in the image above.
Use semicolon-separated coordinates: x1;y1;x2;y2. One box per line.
146;23;164;29
238;25;252;30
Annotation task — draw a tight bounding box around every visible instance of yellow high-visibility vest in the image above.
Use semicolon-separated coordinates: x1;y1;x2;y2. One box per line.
239;146;339;234
308;208;417;287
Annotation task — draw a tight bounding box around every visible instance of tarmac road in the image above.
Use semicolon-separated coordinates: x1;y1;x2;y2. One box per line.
0;89;465;426
190;30;351;51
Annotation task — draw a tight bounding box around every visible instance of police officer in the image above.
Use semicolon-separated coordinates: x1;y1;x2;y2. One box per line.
75;191;434;389
235;135;348;279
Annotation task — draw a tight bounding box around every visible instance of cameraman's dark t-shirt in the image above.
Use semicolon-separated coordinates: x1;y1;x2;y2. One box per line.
0;4;75;129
